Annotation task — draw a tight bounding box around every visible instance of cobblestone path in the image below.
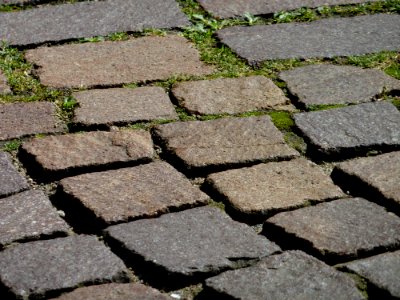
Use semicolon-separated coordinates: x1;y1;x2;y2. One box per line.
0;0;399;299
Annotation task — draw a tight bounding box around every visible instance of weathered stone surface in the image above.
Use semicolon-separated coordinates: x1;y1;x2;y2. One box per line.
73;87;177;127
25;35;214;88
205;251;363;300
217;14;400;64
0;190;70;247
54;283;170;300
60;161;209;225
0;102;65;141
0;0;189;46
294;102;400;158
334;151;400;207
199;0;380;18
0;151;28;198
0;235;129;298
0;70;10;94
265;198;400;262
207;158;344;220
105;206;280;280
343;251;400;298
171;76;293;115
280;64;400;106
21;130;154;178
154;116;299;171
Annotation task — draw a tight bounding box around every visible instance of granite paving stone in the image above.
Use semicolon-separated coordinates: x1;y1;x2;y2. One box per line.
0;0;190;46
0;235;129;298
206;158;344;221
153;116;299;172
0;190;70;247
204;251;364;300
333;151;400;208
25;35;214;88
73;87;178;127
0;151;29;198
280;64;400;106
217;14;400;64
0;102;66;141
20;130;154;179
59;161;210;226
342;250;400;298
105;206;280;281
294;102;400;159
198;0;380;18
0;70;11;94
53;283;170;300
264;198;400;263
171;76;293;115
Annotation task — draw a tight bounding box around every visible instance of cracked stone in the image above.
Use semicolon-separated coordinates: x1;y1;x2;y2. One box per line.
25;35;214;88
0;151;29;198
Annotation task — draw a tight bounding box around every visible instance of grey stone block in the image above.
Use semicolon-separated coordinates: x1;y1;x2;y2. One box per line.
0;151;28;198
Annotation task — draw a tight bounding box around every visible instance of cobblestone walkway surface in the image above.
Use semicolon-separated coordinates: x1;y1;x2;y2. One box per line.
0;0;399;299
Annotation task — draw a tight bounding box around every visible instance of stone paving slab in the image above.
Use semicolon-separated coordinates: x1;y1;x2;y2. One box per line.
264;198;400;263
0;102;66;141
198;0;380;18
105;206;280;283
153;116;299;172
280;64;400;106
204;251;363;300
0;151;29;198
20;130;154;180
217;14;400;64
0;235;129;299
0;70;10;94
54;283;170;300
0;0;190;46
333;151;400;208
206;158;344;221
25;35;214;88
59;161;209;226
0;190;70;247
294;102;400;159
171;76;293;115
341;250;400;298
73;87;178;127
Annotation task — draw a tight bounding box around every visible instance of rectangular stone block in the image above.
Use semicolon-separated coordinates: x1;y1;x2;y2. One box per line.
0;102;66;141
0;151;29;198
217;14;400;64
0;0;190;46
153;116;299;174
25;35;214;88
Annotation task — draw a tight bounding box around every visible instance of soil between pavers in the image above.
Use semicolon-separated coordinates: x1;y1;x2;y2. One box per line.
0;151;29;198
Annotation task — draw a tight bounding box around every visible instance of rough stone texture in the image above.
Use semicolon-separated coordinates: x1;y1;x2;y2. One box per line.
205;251;363;300
25;35;214;88
0;70;10;94
0;235;129;298
60;161;209;225
207;158;344;219
154;116;299;171
54;283;170;300
105;206;280;279
280;64;400;106
198;0;380;18
0;102;65;141
73;87;178;127
217;14;400;64
0;0;190;46
0;151;29;198
334;151;400;207
294;102;400;158
265;198;400;262
0;190;70;247
343;251;400;298
21;130;154;175
171;76;293;115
